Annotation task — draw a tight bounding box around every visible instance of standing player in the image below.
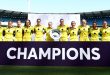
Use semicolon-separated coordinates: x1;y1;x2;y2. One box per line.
78;19;90;41
57;19;69;41
68;21;78;41
15;20;23;41
0;22;4;41
3;21;15;41
46;22;53;41
34;19;46;41
100;21;110;41
23;20;33;41
89;22;100;41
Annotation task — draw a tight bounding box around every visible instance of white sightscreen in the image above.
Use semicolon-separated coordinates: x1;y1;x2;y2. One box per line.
28;14;80;28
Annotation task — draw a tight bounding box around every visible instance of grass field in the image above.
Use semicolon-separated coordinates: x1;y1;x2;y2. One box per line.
0;66;110;75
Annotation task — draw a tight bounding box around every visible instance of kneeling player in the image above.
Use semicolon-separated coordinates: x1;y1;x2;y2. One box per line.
89;22;100;41
78;19;90;41
69;21;78;41
100;21;110;41
3;21;15;41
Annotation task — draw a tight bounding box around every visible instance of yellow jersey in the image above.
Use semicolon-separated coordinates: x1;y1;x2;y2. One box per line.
23;26;33;41
69;27;78;41
46;27;53;41
4;27;15;41
89;28;100;41
57;25;69;38
0;27;4;41
100;27;110;41
78;25;90;41
15;27;23;41
34;25;46;38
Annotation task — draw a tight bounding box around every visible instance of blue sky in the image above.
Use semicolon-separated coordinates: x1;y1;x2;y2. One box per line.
0;0;110;13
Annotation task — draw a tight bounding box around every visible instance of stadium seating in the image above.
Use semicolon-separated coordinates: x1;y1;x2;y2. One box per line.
86;17;110;27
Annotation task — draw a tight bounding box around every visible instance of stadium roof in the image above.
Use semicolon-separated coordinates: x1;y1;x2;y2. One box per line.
0;9;28;19
0;9;110;19
80;10;110;18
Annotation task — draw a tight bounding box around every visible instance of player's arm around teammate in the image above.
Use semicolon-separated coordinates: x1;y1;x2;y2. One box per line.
14;20;23;41
89;22;100;41
22;20;33;41
34;19;46;41
100;21;110;41
57;19;69;41
45;22;54;41
78;19;90;41
68;21;78;41
0;22;4;41
3;21;15;41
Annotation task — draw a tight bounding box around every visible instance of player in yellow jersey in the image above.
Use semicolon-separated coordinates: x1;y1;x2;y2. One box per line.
78;19;90;41
57;19;69;41
89;22;100;41
100;21;110;41
0;22;4;41
46;22;54;41
3;21;15;41
34;19;46;41
15;20;23;41
68;21;78;41
23;20;33;41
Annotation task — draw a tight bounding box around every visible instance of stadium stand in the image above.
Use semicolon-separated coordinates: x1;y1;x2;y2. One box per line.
0;9;110;27
0;9;27;22
81;10;110;26
0;9;27;26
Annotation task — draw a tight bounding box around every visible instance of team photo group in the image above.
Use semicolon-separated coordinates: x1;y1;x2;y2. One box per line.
0;18;110;41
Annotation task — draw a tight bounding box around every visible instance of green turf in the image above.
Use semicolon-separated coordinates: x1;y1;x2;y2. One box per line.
0;66;110;75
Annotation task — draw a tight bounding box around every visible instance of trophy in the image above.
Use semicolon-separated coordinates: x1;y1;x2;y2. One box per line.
50;29;61;41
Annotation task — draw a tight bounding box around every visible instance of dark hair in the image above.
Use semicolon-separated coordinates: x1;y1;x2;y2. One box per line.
24;19;31;27
92;21;97;25
71;21;76;24
60;19;64;21
37;19;41;21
